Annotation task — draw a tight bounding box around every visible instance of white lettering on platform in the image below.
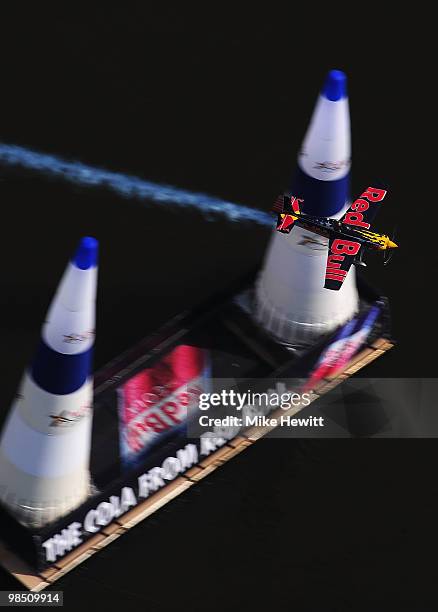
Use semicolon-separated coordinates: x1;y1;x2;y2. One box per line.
42;522;82;562
41;443;200;562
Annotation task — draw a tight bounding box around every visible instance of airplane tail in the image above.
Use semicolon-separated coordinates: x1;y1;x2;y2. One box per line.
273;195;302;234
272;194;302;214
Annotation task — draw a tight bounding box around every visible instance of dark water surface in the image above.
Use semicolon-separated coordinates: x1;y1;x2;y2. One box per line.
0;8;434;611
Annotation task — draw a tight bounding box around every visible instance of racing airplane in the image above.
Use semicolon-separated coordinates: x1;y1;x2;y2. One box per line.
272;186;398;290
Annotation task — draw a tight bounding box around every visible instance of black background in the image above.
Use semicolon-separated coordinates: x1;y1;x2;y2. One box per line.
0;6;435;610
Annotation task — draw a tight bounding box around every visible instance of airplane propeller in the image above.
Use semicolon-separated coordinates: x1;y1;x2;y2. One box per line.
384;226;398;266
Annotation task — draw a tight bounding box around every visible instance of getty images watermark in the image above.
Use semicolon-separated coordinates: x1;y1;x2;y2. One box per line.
188;381;325;439
184;378;438;439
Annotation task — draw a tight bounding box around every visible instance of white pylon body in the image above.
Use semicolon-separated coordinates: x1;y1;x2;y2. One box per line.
0;238;98;528
255;71;359;347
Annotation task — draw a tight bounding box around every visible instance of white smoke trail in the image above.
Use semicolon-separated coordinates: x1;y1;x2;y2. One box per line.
0;143;272;226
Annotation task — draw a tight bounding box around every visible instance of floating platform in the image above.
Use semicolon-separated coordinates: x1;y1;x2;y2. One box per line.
0;270;394;591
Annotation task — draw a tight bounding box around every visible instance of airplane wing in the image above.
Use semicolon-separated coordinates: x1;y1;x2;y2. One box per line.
273;194;303;234
324;237;363;290
340;186;387;230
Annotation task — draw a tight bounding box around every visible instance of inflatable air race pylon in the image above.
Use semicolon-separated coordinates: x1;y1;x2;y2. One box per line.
0;237;98;528
255;70;359;347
